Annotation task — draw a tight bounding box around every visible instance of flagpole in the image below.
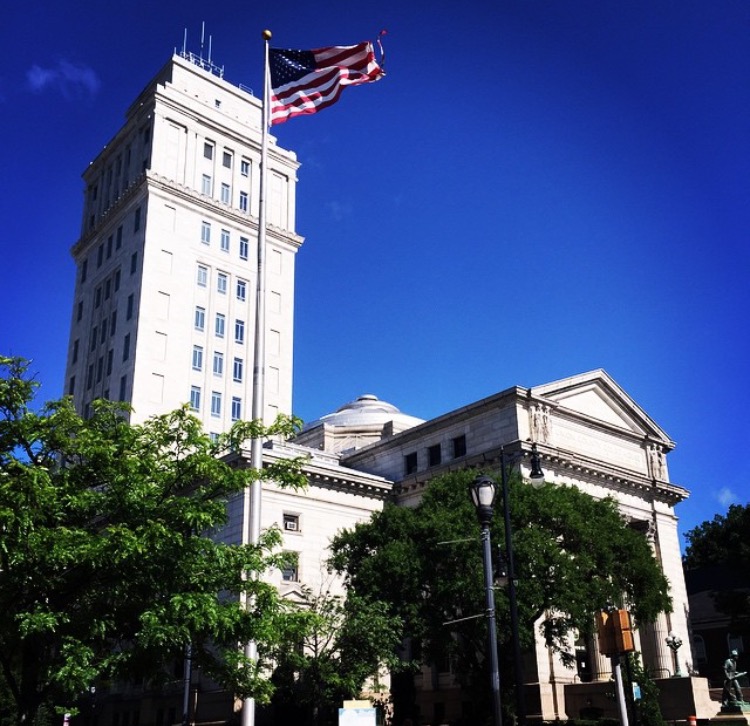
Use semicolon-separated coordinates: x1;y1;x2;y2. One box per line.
242;28;272;726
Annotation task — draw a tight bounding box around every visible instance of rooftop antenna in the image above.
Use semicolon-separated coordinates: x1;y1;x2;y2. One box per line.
179;22;224;79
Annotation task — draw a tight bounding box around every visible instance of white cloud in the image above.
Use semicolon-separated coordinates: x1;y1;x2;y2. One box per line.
27;60;100;99
716;486;738;508
326;200;352;222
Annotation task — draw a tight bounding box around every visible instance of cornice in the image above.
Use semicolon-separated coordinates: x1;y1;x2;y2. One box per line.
394;439;688;507
226;445;394;502
72;172;304;256
72;172;148;256
146;172;304;249
532;442;688;506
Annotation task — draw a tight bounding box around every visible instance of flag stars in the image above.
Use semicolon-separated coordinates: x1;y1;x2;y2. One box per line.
268;42;384;124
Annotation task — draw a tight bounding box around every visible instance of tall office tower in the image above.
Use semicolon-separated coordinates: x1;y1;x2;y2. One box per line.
64;53;302;432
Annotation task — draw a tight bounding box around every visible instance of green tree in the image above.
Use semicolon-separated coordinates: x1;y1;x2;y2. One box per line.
270;582;404;726
330;469;671;722
0;356;307;726
626;653;666;726
683;503;750;628
683;504;750;570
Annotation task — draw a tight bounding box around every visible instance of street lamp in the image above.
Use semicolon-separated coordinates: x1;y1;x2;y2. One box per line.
665;631;683;677
492;444;546;726
469;474;504;726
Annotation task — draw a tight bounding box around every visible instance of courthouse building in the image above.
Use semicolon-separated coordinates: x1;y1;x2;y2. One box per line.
62;49;713;725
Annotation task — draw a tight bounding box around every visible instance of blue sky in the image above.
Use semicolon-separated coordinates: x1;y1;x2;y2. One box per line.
1;0;747;547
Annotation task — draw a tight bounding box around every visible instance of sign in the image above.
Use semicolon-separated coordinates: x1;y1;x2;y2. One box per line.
338;707;377;726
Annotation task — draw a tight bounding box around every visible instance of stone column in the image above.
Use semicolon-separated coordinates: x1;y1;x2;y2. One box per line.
588;633;613;681
639;613;673;678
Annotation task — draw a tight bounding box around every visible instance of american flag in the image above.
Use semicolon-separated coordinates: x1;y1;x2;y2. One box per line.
268;42;384;125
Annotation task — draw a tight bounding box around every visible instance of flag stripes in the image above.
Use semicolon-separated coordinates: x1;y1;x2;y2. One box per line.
269;42;384;125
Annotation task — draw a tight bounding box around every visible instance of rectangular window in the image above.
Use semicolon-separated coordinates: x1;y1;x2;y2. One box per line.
195;306;206;331
97;244;104;268
201;221;211;245
86;364;94;389
68;376;75;395
428;444;442;467
130;252;138;275
215;313;225;338
222;150;232;168
283;513;300;532
240;159;250;177
190;385;201;411
231;396;242;421
81;259;88;283
236;279;247;301
239;236;249;260
77;300;83;322
221;183;230;204
204;142;213;160
217;272;227;295
114;269;121;292
134;207;141;232
107;235;113;259
96;356;103;383
104;279;111;300
239;191;248;212
100;321;107;344
94;286;102;308
201;174;212;196
90;327;97;351
220;229;230;252
452;435;467;458
126;294;134;320
233;357;243;383
110;310;117;335
211;391;222;417
234;319;245;344
119;375;127;401
122;333;130;361
281;551;299;582
213;351;224;377
107;348;113;376
116;225;123;250
197;265;208;287
72;339;79;364
192;345;203;371
404;452;418;475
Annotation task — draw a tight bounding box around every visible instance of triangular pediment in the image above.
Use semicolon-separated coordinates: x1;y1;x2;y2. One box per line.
532;370;673;446
280;584;308;605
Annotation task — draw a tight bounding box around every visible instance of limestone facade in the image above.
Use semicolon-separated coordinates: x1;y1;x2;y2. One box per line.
61;50;709;726
296;371;697;722
64;54;301;432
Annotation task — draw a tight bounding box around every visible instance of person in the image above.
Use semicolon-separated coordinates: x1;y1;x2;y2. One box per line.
722;649;745;705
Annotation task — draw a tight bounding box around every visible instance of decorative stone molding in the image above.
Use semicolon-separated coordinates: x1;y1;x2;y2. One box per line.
530;403;552;444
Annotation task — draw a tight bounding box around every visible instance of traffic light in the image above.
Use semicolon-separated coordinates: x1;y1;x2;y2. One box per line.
596;609;635;655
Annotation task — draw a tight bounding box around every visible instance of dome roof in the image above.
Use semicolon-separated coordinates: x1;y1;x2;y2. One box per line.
304;394;424;431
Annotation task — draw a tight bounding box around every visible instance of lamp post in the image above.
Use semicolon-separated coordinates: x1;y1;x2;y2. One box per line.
498;443;545;726
469;474;504;726
665;631;683;677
